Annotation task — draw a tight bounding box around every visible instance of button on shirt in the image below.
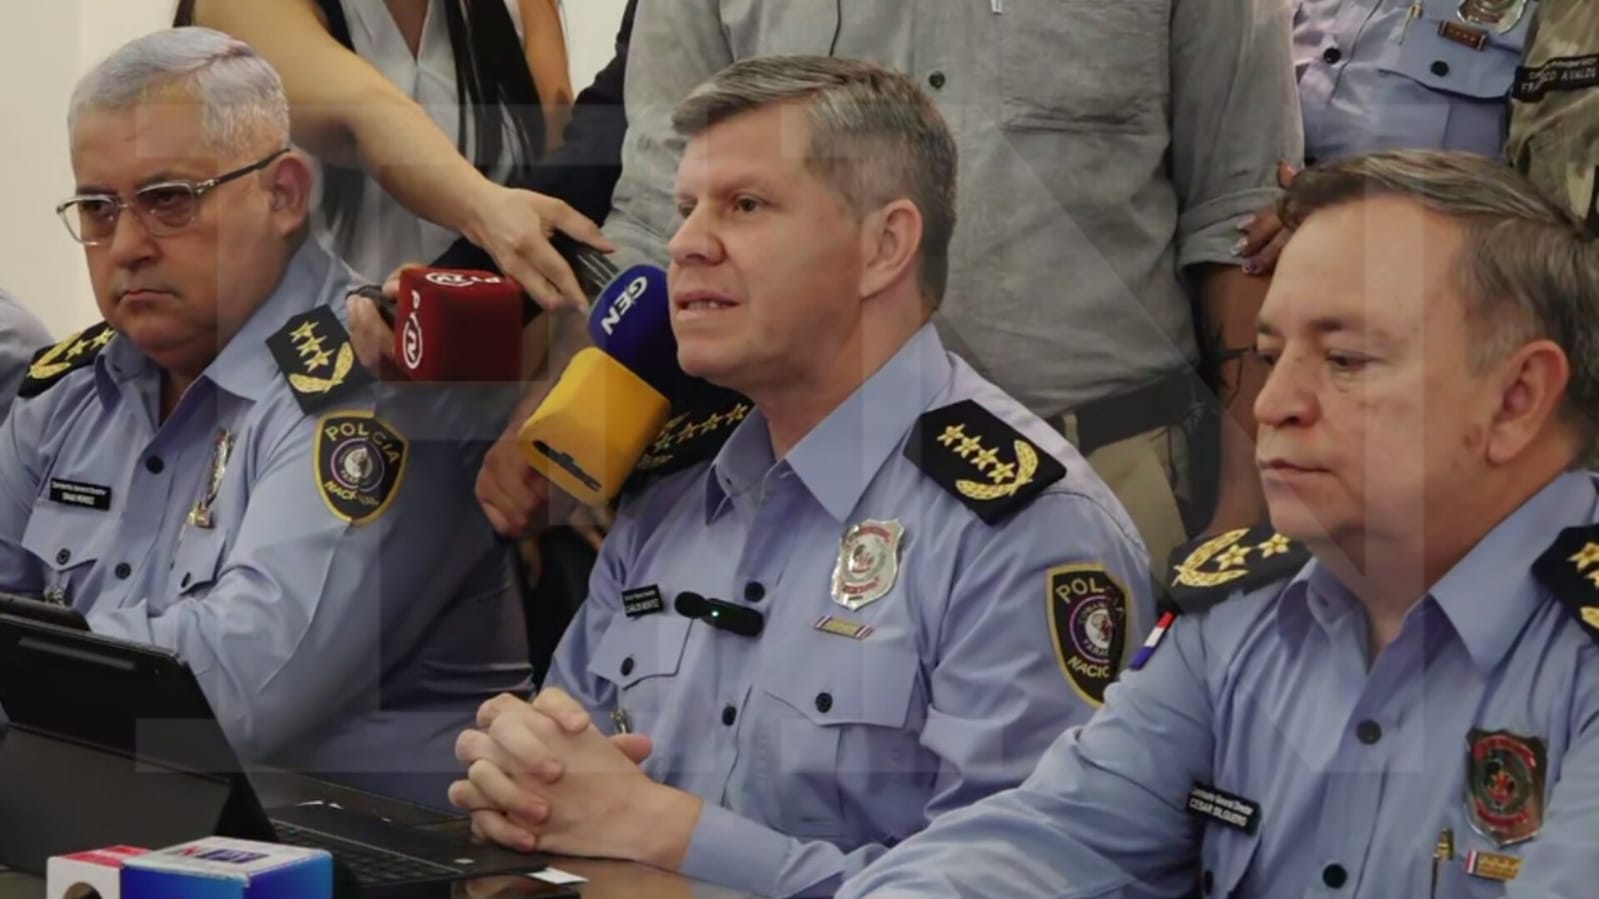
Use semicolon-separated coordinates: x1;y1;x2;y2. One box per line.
0;240;532;809
840;470;1599;898
1296;0;1536;161
608;0;1301;419
546;323;1153;898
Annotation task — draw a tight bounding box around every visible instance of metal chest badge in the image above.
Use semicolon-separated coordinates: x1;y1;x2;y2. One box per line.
1465;729;1547;846
831;520;904;612
188;428;235;529
1457;0;1529;34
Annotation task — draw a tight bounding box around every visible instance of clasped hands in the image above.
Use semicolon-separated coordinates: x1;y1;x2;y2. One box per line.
449;688;698;869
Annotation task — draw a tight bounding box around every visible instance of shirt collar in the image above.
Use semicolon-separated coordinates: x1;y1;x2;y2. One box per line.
705;322;953;523
1274;470;1599;669
93;238;344;405
1430;469;1599;672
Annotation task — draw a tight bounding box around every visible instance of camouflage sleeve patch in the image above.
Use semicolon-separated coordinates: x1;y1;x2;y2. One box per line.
315;412;407;525
266;306;372;414
17;322;115;398
1047;563;1130;708
1532;524;1599;643
904;400;1066;525
1167;525;1308;614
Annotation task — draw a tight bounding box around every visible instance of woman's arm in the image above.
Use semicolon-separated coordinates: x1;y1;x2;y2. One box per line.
191;0;606;309
518;0;574;152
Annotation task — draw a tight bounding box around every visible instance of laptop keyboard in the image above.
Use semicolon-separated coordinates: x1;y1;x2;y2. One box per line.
272;819;459;885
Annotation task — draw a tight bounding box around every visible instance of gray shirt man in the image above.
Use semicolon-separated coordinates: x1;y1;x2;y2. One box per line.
0;291;53;423
605;0;1304;419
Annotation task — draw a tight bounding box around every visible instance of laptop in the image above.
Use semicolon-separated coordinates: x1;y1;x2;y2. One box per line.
0;602;569;896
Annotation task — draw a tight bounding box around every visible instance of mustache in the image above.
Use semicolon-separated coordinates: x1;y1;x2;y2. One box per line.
111;277;180;301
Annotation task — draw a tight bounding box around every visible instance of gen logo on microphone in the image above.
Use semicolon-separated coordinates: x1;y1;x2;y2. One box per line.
314;411;408;524
599;275;648;336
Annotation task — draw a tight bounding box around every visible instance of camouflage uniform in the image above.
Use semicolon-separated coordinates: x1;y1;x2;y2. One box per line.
1506;0;1599;233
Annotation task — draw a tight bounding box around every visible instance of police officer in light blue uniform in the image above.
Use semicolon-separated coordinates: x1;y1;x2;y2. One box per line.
1296;0;1537;161
447;57;1153;899
838;152;1599;899
0;28;530;810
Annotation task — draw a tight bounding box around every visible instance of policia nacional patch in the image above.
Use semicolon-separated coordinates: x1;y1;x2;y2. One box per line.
18;322;115;397
267;306;371;414
904;400;1065;525
1047;563;1129;707
315;412;407;525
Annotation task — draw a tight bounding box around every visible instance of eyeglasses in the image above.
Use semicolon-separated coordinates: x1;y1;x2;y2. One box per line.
55;147;289;246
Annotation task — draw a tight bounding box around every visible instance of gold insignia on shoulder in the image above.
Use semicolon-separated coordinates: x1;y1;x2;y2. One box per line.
906;400;1065;525
1166;525;1308;614
18;322;115;398
315;411;407;525
1532;525;1599;644
267;306;371;414
621;382;754;498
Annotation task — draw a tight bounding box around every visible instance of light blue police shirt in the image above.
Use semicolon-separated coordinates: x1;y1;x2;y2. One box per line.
1296;0;1536;161
546;322;1154;898
839;469;1599;898
0;238;532;809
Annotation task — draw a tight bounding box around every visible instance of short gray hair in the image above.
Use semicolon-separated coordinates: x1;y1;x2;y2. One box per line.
672;56;958;306
1278;149;1599;454
68;26;289;154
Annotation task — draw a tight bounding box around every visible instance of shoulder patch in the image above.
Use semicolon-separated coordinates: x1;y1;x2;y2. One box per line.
904;400;1065;525
315;411;407;525
623;381;752;495
1532;524;1599;643
266;306;371;414
18;322;115;398
1047;563;1130;708
1167;525;1308;614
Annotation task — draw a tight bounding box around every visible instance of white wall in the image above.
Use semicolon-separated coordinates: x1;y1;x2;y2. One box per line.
0;0;631;339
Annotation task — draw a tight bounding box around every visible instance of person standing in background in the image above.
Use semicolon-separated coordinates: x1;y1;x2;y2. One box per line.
0;290;51;423
178;0;611;311
1507;0;1599;235
552;0;1304;576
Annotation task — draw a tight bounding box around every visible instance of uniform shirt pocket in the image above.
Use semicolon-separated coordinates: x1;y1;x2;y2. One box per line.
1376;14;1523;150
587;614;693;735
998;0;1166;132
168;530;229;602
752;636;922;840
20;505;112;608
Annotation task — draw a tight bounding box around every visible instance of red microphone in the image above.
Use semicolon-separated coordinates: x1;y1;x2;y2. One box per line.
375;268;525;382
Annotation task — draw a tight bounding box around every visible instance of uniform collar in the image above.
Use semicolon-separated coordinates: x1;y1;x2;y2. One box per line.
1430;469;1599;672
705;322;952;523
1276;470;1599;671
94;238;343;405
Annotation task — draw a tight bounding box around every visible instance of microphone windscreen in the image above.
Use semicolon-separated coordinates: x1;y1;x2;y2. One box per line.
516;347;672;507
586;265;684;397
395;268;524;382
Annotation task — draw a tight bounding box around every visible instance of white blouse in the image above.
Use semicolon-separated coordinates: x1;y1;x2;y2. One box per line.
311;0;526;282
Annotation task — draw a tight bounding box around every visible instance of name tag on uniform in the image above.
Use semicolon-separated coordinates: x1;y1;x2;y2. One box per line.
1187;783;1261;835
48;478;111;511
623;585;665;618
1464;850;1522;882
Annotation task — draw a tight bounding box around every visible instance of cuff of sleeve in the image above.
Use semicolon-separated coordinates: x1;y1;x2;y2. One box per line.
1176;187;1283;271
679;801;793;897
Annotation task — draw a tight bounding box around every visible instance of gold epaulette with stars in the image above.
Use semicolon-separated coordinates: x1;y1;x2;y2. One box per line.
265;306;372;414
621;381;752;496
1166;525;1309;614
904;400;1065;525
1532;524;1599;644
17;322;116;398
